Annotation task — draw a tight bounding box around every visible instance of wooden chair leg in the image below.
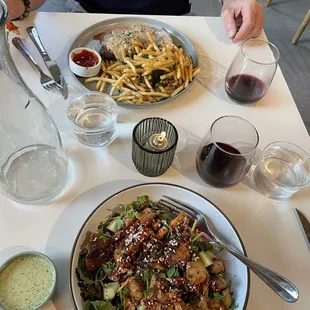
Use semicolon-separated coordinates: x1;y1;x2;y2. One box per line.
292;9;310;44
265;0;272;7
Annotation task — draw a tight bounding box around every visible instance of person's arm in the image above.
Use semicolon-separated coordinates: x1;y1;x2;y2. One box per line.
221;0;264;43
5;0;46;20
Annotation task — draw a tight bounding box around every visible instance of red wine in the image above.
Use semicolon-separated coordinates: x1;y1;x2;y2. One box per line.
225;74;267;104
196;143;247;187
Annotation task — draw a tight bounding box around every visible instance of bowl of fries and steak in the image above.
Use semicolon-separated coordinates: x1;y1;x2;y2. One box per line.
69;17;200;106
70;183;249;310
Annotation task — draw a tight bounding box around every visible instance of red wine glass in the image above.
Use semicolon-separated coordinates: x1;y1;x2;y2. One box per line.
225;38;280;104
196;115;259;187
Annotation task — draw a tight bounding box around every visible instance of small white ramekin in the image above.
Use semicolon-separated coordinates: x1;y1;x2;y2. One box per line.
69;47;102;78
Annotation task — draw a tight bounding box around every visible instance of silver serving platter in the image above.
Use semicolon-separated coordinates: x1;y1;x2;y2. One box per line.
68;17;199;108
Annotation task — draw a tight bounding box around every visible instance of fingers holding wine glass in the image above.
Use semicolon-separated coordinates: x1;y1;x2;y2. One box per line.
221;7;238;39
221;0;264;43
248;8;264;38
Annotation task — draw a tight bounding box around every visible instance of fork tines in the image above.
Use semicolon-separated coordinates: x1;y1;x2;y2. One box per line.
159;196;196;219
43;80;60;91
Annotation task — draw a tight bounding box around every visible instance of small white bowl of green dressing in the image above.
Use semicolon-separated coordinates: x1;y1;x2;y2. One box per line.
0;251;57;310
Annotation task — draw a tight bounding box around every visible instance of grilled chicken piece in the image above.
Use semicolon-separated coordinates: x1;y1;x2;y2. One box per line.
139;207;156;225
124;297;138;310
156;226;169;240
85;233;107;271
170;242;190;266
127;278;144;301
125;227;154;256
143;276;186;310
186;299;210;310
169;276;189;293
222;289;232;308
114;248;122;267
152;261;166;270
186;260;208;285
210;259;225;274
210;278;228;292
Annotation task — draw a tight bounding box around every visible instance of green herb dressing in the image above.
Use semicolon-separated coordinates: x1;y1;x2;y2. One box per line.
0;255;55;310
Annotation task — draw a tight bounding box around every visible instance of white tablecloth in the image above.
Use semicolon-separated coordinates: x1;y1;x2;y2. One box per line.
1;12;310;310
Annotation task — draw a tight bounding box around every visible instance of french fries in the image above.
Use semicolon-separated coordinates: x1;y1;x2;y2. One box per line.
84;32;200;104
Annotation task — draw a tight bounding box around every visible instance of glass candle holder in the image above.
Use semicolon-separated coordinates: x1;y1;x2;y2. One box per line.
132;118;178;177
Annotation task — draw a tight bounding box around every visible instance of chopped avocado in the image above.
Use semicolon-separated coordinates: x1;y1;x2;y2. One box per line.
137;306;145;310
199;251;213;267
106;218;124;232
103;282;120;301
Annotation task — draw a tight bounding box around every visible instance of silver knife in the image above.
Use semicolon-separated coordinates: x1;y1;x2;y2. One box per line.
27;26;68;99
295;208;310;249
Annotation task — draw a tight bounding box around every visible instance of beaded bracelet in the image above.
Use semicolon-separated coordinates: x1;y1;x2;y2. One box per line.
17;0;31;20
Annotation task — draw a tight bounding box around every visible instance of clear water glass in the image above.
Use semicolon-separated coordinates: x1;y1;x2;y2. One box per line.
0;0;69;204
253;142;310;200
67;92;118;147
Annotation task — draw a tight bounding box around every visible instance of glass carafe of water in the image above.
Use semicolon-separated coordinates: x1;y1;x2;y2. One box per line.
0;1;69;204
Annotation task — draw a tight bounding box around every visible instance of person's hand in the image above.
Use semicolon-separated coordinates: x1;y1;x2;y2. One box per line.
221;0;264;43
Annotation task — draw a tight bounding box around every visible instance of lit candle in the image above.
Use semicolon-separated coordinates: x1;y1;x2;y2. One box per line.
149;131;168;150
132;117;178;177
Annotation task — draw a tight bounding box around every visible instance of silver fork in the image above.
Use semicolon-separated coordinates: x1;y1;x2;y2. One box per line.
12;37;61;92
159;195;299;303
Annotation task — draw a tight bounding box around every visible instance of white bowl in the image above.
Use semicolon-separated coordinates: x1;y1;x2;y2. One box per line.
69;47;102;78
69;183;249;310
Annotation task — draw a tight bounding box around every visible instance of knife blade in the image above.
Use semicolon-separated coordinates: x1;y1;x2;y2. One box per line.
295;208;310;247
27;26;68;99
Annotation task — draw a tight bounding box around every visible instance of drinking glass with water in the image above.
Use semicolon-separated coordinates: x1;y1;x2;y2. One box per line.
253;142;310;200
67;92;118;147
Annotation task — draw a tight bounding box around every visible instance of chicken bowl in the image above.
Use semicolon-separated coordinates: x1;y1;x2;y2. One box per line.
69;183;250;310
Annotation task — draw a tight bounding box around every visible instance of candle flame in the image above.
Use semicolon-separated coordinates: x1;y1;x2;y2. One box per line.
160;131;166;138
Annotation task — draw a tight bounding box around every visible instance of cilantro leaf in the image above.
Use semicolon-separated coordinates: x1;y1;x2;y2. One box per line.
139;268;154;289
143;287;155;297
84;300;116;310
158;211;169;220
141;54;149;58
167;266;179;278
192;239;213;253
76;267;95;285
102;262;116;275
120;286;129;305
230;300;239;310
121;205;139;220
137;195;151;206
212;292;224;302
227;280;232;288
76;251;95;284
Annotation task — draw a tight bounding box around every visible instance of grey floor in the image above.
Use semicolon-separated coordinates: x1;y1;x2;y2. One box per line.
39;0;310;134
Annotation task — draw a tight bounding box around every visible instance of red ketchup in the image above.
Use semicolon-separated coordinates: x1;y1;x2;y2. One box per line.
72;50;99;67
